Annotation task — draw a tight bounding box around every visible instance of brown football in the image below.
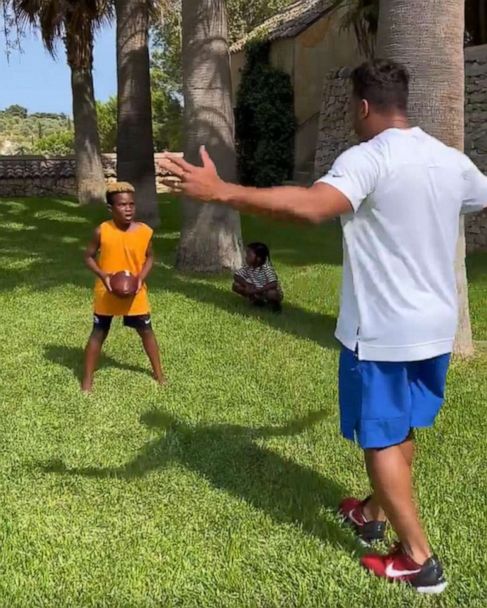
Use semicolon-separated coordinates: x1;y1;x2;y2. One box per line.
110;271;138;298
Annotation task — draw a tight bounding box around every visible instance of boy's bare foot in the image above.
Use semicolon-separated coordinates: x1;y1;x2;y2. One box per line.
153;373;167;386
81;381;93;394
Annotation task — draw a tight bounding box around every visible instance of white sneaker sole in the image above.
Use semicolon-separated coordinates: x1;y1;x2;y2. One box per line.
415;581;448;594
337;512;380;547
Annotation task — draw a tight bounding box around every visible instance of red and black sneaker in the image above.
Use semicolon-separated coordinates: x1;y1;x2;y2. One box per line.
361;544;447;594
338;496;386;545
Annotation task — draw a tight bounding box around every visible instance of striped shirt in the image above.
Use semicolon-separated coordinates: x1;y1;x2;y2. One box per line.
235;261;280;290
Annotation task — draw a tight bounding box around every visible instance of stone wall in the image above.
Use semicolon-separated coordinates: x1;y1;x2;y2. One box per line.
315;50;487;252
465;45;487;252
0;153;173;198
314;67;355;178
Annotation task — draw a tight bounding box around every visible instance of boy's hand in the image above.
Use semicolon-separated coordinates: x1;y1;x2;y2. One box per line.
136;276;143;294
101;273;112;292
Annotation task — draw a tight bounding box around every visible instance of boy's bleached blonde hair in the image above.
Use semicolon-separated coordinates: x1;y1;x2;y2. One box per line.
106;181;135;194
106;181;135;205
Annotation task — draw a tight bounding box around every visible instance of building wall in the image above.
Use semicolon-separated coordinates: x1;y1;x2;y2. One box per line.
293;14;361;171
294;15;360;128
230;13;362;175
270;38;295;85
314;67;355;179
230;49;247;104
230;38;295;107
315;55;487;253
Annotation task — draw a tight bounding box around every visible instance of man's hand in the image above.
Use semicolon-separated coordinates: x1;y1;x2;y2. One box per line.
160;146;224;202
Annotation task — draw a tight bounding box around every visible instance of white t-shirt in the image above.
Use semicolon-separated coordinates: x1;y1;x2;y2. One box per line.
318;127;487;362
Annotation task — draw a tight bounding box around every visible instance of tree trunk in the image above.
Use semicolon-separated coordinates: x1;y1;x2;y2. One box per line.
377;0;474;357
178;0;243;272
67;45;106;205
115;0;159;228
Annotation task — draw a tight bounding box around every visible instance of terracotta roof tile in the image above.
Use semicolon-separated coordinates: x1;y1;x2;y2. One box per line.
0;153;176;179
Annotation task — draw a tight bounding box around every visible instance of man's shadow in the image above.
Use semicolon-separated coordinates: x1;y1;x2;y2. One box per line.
44;345;149;381
42;408;358;553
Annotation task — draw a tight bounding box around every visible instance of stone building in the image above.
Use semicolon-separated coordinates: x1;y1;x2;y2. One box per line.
230;0;362;180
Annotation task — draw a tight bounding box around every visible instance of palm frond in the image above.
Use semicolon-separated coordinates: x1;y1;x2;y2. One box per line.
327;0;378;58
7;0;113;61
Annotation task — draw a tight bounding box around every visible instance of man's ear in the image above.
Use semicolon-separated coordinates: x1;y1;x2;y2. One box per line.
360;98;370;119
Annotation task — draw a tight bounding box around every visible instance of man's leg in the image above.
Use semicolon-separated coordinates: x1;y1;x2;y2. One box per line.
365;440;431;565
363;430;415;522
81;326;109;392
337;347;388;542
359;356;450;592
400;430;415;467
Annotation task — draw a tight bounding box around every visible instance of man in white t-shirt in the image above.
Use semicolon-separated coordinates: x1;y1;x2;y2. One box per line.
159;59;487;594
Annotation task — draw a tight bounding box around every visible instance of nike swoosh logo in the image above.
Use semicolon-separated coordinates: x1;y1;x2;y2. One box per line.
347;509;363;527
144;319;151;324
385;563;421;578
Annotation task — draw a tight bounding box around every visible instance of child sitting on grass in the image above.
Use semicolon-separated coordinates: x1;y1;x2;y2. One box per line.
233;242;283;312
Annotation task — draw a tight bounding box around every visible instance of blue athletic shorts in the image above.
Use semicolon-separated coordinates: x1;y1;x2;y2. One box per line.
338;347;451;449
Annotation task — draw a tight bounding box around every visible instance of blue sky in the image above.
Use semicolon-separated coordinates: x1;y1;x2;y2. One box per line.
0;23;117;115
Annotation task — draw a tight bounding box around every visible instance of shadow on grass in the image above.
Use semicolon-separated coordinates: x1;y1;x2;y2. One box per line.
44;345;150;381
41;408;358;553
1;196;339;350
152;271;339;350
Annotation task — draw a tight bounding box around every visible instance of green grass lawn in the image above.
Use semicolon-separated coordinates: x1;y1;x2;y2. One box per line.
0;196;486;607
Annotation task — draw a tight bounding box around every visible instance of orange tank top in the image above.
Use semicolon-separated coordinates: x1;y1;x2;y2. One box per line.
94;220;153;316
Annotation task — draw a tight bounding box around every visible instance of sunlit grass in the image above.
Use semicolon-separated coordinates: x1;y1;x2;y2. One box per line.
0;196;485;606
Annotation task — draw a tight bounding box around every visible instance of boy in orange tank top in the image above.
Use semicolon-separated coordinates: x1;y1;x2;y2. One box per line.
81;182;165;392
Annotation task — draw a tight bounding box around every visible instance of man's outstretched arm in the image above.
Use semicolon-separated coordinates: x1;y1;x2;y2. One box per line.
160;146;352;224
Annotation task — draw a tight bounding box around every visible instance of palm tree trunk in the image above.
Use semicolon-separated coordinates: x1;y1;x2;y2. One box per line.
177;0;243;272
377;0;473;356
67;39;106;205
115;0;159;228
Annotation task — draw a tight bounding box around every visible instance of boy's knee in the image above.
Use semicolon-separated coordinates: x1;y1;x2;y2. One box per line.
136;326;154;338
90;328;109;343
266;289;283;302
232;281;246;295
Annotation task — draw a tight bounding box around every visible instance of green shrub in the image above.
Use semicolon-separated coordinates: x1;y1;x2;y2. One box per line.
33;130;74;156
235;41;295;187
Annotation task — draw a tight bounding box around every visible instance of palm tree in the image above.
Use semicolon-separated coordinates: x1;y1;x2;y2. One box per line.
115;0;159;228
10;0;108;204
377;0;473;356
177;0;242;272
330;0;378;58
330;0;486;56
